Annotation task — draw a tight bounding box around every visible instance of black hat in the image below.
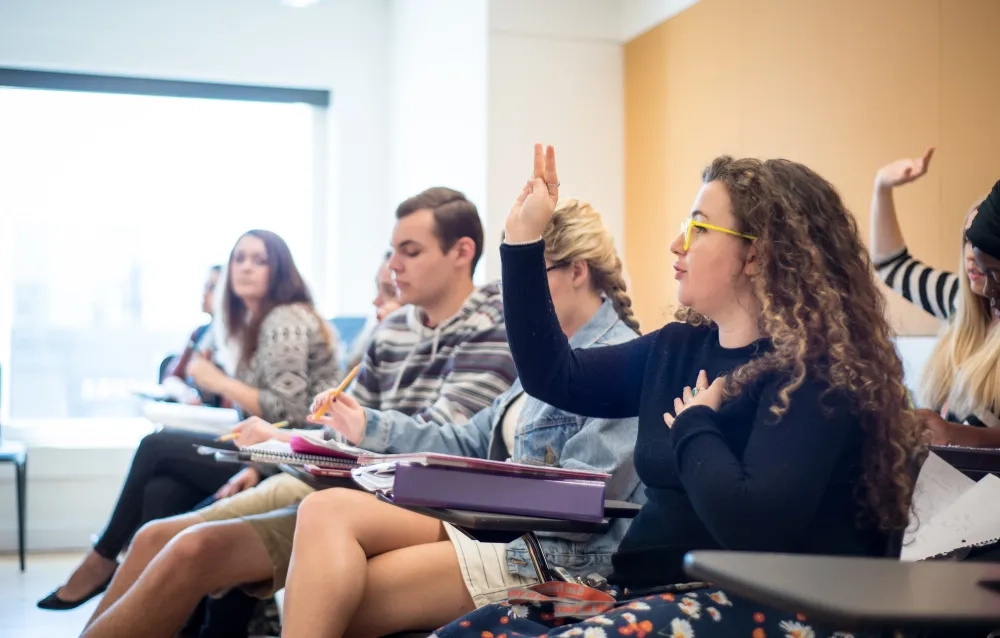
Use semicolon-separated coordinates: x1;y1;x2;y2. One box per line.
966;179;1000;260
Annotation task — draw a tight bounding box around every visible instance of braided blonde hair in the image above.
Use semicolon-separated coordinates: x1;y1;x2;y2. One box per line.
542;199;641;334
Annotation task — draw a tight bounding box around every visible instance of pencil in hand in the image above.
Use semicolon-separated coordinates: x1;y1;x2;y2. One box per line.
217;420;288;443
310;364;361;420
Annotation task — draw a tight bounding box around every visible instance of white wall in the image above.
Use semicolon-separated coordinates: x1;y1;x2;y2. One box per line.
386;0;630;283
620;0;701;40
388;0;489;235
0;423;148;551
0;0;394;316
483;2;625;281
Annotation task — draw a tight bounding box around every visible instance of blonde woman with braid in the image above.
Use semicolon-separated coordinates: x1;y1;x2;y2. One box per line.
279;199;643;638
870;148;1000;445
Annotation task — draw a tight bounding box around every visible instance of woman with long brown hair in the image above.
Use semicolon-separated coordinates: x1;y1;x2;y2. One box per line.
38;230;341;615
428;146;925;637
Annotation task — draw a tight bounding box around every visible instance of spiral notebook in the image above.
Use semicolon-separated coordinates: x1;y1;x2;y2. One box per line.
902;452;1000;561
240;440;357;470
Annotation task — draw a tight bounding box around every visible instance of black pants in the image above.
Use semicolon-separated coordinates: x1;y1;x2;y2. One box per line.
93;428;238;561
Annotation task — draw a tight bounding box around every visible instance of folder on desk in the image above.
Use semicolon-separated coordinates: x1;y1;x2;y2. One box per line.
352;455;608;522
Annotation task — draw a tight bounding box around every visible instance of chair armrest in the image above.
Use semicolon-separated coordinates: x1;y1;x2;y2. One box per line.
603;500;642;519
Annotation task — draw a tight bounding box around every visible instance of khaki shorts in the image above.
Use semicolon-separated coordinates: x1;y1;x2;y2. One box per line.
443;523;537;608
197;472;314;597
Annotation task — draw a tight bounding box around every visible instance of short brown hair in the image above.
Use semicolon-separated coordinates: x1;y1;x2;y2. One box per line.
396;187;484;275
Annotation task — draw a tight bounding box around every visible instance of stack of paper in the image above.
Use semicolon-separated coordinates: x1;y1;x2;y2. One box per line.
902;452;1000;561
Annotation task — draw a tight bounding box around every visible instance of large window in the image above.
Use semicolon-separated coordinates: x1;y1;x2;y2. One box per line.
0;87;321;420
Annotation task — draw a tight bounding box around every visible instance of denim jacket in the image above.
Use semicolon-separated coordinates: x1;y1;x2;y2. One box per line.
360;299;644;579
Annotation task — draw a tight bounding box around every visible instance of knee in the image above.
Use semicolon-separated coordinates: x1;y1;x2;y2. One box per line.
294;491;328;539
163;526;224;576
133;429;182;466
130;518;183;558
132;431;163;461
296;488;361;532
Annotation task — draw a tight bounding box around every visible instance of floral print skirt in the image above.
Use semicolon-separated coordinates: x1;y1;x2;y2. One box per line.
431;586;875;638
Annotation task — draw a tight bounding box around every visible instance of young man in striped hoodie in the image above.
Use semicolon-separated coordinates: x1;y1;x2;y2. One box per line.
82;188;518;638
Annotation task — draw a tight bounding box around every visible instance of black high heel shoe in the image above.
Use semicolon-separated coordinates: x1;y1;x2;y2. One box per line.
36;569;116;611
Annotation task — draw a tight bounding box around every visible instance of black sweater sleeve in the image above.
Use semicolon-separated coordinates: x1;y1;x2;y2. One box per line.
500;241;654;419
669;378;858;550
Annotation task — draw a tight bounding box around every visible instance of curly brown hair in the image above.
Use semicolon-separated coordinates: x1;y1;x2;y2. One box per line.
678;156;926;533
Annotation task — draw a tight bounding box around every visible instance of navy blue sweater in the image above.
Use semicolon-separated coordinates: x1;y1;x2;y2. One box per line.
501;240;886;588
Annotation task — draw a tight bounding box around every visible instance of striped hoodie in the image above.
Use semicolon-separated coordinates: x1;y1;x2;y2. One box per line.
352;281;517;426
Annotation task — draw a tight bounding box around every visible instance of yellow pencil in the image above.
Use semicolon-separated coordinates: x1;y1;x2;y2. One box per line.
217;420;288;443
310;364;361;420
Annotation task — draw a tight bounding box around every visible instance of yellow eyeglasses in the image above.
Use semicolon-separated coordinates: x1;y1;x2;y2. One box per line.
678;218;757;252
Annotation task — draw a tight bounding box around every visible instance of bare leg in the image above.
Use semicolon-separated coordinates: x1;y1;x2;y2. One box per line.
281;488;473;638
85;513;204;628
81;518;273;638
344;541;475;638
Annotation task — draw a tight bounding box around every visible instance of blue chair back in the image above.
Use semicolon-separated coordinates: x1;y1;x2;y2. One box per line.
330;316;368;351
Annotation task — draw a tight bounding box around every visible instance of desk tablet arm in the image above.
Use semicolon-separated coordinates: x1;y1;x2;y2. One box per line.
682;551;1000;636
930;445;1000;480
375;494;641;584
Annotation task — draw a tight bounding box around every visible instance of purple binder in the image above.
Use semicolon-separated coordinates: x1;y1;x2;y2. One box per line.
390;462;607;523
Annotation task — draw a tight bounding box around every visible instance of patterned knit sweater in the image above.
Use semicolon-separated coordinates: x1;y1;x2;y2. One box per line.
237;303;343;426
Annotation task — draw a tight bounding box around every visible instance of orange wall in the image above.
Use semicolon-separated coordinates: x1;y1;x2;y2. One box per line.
624;0;1000;335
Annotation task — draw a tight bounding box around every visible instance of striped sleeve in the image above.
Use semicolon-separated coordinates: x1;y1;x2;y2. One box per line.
874;247;959;321
350;338;381;410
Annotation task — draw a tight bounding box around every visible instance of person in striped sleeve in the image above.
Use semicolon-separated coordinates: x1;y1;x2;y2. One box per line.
870;148;1000;442
80;188;518;638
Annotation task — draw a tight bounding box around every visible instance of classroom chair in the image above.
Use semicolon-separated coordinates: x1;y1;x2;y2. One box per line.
0;363;28;571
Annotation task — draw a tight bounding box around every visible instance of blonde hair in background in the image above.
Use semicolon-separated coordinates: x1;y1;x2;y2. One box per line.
919;196;1000;420
542;199;641;334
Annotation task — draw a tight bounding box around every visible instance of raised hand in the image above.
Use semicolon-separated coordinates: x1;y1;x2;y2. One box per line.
875;147;935;190
504;143;560;243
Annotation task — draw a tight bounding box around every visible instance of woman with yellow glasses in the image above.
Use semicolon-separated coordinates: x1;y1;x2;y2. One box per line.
430;145;922;638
